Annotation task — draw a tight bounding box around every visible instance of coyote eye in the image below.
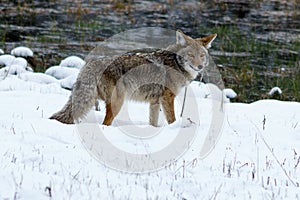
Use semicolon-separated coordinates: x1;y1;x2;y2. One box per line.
188;52;195;58
200;53;206;57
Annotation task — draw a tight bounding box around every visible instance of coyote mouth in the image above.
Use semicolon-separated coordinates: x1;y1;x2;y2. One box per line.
189;65;203;72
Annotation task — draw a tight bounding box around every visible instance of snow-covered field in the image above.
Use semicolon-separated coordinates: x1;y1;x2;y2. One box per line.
0;75;299;200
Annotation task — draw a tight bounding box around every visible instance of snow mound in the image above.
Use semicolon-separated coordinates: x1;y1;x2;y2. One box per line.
59;56;85;69
12;57;27;68
0;49;3;54
19;72;59;84
45;66;79;80
60;73;79;90
0;57;30;76
0;76;67;94
224;88;237;99
0;65;26;76
0;54;15;66
11;46;33;57
25;66;34;72
268;86;282;95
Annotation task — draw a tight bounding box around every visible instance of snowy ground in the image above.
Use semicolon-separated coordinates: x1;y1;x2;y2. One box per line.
0;76;299;199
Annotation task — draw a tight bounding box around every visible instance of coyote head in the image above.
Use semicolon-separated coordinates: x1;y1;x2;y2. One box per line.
175;30;217;79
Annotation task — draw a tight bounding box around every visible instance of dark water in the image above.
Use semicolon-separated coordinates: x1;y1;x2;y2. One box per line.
0;0;299;102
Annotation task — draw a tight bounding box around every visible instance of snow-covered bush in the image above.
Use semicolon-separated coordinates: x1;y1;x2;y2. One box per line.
0;54;15;66
59;56;85;69
60;73;78;89
19;72;59;84
11;46;33;57
45;66;79;80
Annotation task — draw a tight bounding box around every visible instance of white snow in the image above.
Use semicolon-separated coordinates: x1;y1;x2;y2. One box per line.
224;88;237;98
0;56;27;68
0;54;15;66
59;56;86;69
0;49;4;54
25;66;34;72
45;66;79;80
0;77;299;199
45;65;79;89
12;57;28;68
0;65;27;76
0;57;30;76
60;73;78;89
268;86;282;95
19;72;59;84
11;46;33;57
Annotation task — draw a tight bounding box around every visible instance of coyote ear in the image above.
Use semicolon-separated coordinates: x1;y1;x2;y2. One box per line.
176;30;190;46
196;34;217;49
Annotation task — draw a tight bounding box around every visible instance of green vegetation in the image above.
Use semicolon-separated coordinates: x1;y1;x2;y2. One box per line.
199;25;300;103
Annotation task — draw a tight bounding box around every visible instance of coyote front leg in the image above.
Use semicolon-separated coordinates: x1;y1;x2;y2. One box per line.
102;87;125;125
149;102;160;127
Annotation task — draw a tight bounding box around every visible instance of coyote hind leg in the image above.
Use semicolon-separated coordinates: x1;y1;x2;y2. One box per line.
103;103;113;125
161;89;176;124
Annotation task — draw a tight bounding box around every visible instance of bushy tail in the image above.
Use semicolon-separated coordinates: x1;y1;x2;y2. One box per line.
50;96;74;124
50;66;98;124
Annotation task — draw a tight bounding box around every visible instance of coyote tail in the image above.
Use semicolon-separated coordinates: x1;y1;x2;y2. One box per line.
50;67;97;124
50;96;74;124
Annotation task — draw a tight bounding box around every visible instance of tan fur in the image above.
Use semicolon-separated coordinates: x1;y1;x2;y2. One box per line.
50;30;217;126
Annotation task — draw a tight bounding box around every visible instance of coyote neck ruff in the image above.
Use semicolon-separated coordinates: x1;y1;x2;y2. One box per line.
50;30;217;126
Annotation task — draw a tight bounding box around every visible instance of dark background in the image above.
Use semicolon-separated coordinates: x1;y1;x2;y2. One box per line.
0;0;299;102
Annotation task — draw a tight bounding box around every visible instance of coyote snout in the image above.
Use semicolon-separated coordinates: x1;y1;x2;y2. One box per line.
50;30;217;126
191;64;205;71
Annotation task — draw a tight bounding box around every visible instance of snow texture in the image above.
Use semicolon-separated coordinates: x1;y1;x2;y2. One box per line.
45;66;79;80
0;54;15;66
11;46;33;57
25;66;34;72
60;72;79;89
0;77;299;200
0;57;30;76
19;72;59;84
12;57;28;68
224;88;237;98
59;56;86;69
0;65;27;75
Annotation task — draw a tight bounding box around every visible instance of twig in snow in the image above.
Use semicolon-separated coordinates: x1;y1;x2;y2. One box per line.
186;117;196;125
1;64;11;81
210;184;223;200
72;169;81;181
45;186;52;198
180;86;187;117
293;122;298;129
262;115;266;130
30;123;37;135
295;156;300;169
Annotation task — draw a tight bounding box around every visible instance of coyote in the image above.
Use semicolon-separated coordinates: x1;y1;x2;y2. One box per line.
50;30;217;126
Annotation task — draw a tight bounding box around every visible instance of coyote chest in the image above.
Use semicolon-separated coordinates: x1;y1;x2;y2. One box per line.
50;30;217;126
